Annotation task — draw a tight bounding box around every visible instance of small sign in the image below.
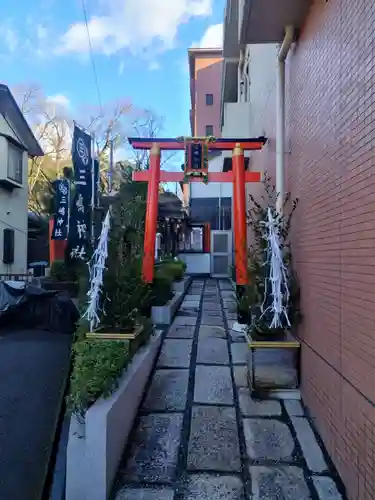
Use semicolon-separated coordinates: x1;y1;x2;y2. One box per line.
52;180;70;240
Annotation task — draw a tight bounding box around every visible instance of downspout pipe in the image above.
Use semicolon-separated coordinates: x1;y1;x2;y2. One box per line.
276;25;294;214
238;48;245;102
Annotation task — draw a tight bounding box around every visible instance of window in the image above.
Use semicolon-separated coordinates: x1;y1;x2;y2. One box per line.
3;228;15;264
7;142;23;184
205;125;214;136
206;93;214;105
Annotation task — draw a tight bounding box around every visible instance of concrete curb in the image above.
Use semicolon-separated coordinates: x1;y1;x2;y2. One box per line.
152;279;191;325
172;276;192;293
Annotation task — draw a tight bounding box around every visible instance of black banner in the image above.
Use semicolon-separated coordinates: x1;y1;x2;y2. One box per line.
68;125;92;260
51;180;70;240
72;124;92;184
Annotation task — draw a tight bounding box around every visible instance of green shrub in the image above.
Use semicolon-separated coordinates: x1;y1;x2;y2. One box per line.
50;260;69;281
67;339;130;417
50;258;86;283
157;259;186;282
102;256;152;330
152;270;174;306
68;317;153;416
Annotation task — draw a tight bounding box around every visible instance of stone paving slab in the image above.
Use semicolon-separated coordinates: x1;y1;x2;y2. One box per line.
181;304;200;311
233;366;248;387
115;487;175;500
123;413;183;483
250;466;311;500
312;476;343;499
238;389;282;417
181;474;245;499
188;406;241;472
230;343;247;364
157;339;193;368
201;302;221;311
143;369;189;411
219;283;233;291
172;316;197;326
243;419;295;461
200;316;225;327
184;295;201;301
194;365;234;405
178;308;200;317
227;320;236;330
199;325;226;339
224;303;237;313
228;329;247;343
167;324;196;339
201;310;221;317
197;338;229;365
284;399;304;417
291;417;327;472
225;312;238;320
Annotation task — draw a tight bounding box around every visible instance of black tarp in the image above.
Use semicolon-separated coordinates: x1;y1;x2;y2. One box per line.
0;281;79;334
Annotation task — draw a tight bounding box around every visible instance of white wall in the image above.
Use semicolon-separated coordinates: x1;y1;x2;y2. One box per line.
0;114;29;275
191;181;233;199
190;153;233;199
247;44;278;136
221;101;252;138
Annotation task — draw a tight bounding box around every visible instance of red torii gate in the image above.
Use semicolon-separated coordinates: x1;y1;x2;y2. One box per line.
129;136;267;290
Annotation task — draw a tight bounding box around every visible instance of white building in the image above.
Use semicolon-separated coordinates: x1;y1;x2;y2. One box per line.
0;84;44;275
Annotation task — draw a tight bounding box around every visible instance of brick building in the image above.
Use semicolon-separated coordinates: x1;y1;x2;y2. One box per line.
221;1;375;498
188;48;222;138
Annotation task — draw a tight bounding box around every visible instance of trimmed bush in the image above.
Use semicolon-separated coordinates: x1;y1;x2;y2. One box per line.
50;260;69;282
67;340;130;417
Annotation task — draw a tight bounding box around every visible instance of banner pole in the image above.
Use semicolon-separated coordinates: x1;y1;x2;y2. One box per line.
91;132;96;246
109;139;114;194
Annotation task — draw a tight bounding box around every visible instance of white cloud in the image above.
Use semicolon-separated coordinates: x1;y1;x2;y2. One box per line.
192;23;223;48
0;19;53;60
149;61;160;71
36;24;47;41
118;61;125;75
56;0;213;56
3;27;18;53
47;94;70;108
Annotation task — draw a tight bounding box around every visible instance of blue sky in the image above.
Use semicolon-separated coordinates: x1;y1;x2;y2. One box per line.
0;0;224;154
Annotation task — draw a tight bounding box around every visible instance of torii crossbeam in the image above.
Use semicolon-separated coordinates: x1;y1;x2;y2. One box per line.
129;136;267;294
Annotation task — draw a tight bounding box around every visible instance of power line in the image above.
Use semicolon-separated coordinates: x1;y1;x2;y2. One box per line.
81;0;103;114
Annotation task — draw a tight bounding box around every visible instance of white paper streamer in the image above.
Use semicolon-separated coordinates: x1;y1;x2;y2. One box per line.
260;207;290;329
82;209;111;331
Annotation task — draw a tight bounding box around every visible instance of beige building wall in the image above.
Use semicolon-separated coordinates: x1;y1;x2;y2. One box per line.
0;114;29;275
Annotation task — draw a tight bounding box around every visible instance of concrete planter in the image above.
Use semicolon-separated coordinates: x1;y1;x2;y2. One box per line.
172;276;192;293
151;291;184;325
65;330;163;500
247;332;301;396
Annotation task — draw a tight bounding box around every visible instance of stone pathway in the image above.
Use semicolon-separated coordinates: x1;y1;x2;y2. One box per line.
112;279;346;500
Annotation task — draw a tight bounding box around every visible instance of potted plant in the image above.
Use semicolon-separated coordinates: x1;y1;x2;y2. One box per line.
242;174;302;395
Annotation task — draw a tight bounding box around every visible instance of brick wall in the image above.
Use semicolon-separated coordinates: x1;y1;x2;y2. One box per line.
247;1;375;498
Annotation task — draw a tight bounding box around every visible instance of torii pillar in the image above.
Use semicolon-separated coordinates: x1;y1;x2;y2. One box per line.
142;143;161;282
232;144;248;326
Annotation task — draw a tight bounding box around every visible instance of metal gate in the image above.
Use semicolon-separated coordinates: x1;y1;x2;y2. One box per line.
210;230;232;277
